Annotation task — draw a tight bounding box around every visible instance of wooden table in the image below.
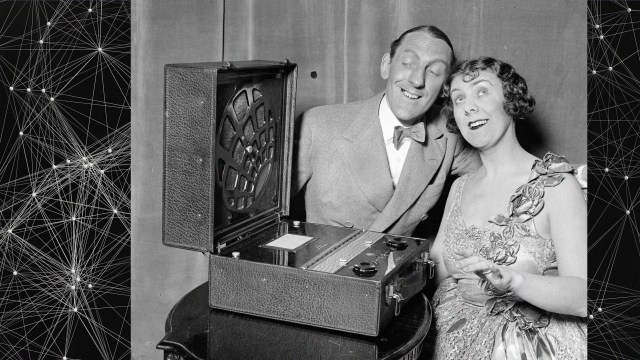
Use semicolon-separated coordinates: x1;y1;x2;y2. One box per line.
157;282;432;360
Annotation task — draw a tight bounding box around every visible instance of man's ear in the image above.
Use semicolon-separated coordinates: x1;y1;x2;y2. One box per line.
380;53;391;80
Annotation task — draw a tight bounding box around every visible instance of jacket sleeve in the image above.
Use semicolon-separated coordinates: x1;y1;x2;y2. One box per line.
451;135;481;176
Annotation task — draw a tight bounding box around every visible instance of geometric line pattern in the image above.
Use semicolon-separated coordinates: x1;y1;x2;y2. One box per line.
588;1;640;358
0;1;130;359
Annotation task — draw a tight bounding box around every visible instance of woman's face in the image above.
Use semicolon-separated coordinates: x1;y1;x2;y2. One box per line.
449;70;513;150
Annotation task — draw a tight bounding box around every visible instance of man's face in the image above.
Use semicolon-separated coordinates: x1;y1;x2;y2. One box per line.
380;32;452;126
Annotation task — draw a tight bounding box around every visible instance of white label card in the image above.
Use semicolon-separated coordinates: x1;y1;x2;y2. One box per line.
265;233;314;250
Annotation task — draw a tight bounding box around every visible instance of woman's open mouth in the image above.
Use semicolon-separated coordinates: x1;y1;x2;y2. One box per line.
468;119;488;130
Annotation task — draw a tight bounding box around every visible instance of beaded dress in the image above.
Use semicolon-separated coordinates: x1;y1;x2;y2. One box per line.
432;153;587;360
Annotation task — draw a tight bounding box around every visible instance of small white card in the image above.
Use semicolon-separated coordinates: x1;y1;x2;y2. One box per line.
265;233;314;250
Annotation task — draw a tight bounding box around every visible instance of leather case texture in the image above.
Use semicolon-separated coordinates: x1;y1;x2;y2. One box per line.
164;64;217;252
208;247;428;336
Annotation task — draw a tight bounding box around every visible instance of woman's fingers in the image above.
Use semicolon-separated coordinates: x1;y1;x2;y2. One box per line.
452;247;474;259
459;260;493;274
452;248;512;290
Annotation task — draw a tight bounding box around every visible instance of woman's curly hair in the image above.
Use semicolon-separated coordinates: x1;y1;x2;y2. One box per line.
441;57;535;133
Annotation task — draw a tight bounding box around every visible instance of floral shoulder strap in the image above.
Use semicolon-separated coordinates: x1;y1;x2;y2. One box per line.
488;152;575;241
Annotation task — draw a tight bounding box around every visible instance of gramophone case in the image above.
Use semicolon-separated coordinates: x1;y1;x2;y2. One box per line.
163;60;432;336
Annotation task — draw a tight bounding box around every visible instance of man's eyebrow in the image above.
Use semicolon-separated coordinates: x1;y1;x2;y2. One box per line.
401;49;448;66
401;49;420;59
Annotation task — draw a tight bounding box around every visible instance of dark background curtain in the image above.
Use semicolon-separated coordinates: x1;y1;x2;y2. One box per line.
132;1;585;358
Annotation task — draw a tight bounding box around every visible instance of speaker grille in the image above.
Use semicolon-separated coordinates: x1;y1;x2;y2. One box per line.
216;86;275;213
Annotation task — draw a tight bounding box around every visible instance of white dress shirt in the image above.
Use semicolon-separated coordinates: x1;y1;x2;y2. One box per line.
379;95;412;187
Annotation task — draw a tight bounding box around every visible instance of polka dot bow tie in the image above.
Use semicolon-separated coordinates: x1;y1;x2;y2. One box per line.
393;123;426;150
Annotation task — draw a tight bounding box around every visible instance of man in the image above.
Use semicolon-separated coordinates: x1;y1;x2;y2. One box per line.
293;25;480;237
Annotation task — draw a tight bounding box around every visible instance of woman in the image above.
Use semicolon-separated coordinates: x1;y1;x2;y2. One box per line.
429;57;587;359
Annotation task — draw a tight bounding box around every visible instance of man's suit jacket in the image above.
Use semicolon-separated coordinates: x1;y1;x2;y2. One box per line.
292;92;480;236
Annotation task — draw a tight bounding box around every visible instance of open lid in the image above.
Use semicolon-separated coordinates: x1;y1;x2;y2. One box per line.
163;60;297;253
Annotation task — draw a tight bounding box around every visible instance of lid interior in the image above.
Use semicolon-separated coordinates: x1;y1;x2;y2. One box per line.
214;71;287;235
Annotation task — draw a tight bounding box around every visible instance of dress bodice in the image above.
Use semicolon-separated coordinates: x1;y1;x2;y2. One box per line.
432;153;586;360
441;153;575;305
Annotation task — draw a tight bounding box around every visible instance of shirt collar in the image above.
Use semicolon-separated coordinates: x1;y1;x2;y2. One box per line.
379;95;406;143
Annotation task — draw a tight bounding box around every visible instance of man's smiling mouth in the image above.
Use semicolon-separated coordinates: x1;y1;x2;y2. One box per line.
401;89;421;100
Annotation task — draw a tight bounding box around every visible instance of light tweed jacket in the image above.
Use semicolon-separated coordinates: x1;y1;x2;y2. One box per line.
292;92;481;237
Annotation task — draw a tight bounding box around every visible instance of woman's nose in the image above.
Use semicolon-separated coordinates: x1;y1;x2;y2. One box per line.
464;100;478;115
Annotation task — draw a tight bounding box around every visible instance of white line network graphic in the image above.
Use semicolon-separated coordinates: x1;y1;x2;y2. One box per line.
0;1;130;359
588;1;640;359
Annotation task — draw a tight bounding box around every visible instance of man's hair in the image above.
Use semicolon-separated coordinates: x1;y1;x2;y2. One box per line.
441;56;536;133
389;25;456;66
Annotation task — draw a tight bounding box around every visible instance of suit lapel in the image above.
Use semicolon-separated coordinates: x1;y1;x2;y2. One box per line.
370;108;446;233
334;93;394;212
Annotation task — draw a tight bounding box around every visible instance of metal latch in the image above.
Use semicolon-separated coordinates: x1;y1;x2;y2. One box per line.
420;251;436;279
426;259;436;279
388;284;405;316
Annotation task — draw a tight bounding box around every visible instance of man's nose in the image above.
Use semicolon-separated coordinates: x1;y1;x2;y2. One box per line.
408;68;425;88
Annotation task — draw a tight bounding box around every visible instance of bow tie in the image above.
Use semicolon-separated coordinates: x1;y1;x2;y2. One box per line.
393;123;426;150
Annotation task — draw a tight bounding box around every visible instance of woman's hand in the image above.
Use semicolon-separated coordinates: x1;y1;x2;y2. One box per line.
453;247;524;293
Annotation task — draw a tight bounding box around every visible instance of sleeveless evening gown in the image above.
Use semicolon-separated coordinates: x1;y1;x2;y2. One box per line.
432;153;587;360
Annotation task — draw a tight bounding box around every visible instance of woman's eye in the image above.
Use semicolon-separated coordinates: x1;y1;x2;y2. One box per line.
429;69;442;76
477;89;487;96
453;96;464;104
